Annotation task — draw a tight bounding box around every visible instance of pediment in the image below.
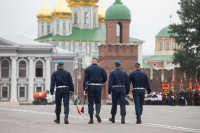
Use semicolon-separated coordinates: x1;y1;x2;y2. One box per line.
0;37;18;48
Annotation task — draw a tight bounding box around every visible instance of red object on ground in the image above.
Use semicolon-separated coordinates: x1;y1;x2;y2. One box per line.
77;106;81;115
81;107;84;113
33;91;47;99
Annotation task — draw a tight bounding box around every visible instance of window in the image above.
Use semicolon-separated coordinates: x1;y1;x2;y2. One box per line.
73;43;76;53
69;22;71;33
56;20;60;33
94;44;98;51
69;43;71;51
93;12;96;25
63;22;66;34
2;87;8;98
36;87;42;92
159;42;162;50
62;43;66;49
74;12;78;24
173;41;177;50
1;60;9;78
35;61;43;77
47;24;50;34
19;61;26;78
19;87;25;97
79;43;82;51
153;63;157;67
165;41;170;50
41;24;44;35
86;43;88;54
84;12;89;25
89;44;91;55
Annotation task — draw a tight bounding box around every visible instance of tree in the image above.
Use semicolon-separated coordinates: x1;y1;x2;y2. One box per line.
169;0;200;79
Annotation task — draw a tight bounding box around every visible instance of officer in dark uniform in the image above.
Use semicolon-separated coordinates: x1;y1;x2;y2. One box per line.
129;62;151;124
83;57;107;124
50;61;74;124
108;61;130;124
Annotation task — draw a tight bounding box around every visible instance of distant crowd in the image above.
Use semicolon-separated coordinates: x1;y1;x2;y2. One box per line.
144;89;200;106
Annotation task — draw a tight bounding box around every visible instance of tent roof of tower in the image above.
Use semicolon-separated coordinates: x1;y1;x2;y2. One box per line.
35;28;144;43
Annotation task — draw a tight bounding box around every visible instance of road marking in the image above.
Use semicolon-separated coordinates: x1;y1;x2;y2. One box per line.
0;107;200;132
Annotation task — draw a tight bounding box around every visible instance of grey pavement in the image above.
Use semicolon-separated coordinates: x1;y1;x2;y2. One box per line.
0;105;200;133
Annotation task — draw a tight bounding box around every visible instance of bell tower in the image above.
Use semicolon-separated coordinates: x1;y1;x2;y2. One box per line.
98;0;140;103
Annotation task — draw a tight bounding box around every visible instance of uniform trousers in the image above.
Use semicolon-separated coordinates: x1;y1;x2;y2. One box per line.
55;87;70;115
88;85;102;115
133;89;145;116
111;87;126;116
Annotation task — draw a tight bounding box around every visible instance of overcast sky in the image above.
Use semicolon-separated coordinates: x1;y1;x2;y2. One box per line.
0;0;180;55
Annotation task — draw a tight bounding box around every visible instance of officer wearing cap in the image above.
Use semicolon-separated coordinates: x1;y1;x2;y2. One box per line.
50;61;74;124
108;61;130;124
129;62;151;124
83;57;107;124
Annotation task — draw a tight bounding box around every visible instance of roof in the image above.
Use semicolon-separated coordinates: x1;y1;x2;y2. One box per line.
35;28;144;42
142;61;153;69
0;36;52;47
156;26;171;38
143;55;174;61
105;0;131;20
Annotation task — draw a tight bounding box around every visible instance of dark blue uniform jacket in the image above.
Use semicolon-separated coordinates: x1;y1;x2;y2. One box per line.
83;64;107;90
50;68;74;95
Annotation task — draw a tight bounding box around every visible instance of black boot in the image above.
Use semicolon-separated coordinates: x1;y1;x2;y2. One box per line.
64;114;69;124
95;110;101;123
109;115;115;123
136;115;141;124
54;114;60;124
121;116;125;124
88;114;94;124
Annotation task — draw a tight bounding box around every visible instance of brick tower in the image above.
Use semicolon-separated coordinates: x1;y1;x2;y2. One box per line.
99;0;141;103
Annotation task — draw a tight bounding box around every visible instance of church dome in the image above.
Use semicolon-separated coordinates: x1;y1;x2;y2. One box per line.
66;0;99;6
98;1;106;23
156;26;171;38
105;0;131;20
53;0;72;18
37;0;53;21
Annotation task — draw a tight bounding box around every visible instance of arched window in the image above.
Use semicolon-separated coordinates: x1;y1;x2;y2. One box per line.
93;12;96;25
173;41;177;50
35;61;43;77
1;60;9;78
116;22;122;43
159;42;163;50
63;22;66;34
19;61;26;78
165;41;170;50
74;12;78;24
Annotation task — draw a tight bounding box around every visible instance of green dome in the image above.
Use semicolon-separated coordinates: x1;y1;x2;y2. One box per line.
105;0;131;20
156;26;171;38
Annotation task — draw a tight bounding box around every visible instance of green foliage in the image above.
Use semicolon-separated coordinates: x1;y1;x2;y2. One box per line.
169;0;200;78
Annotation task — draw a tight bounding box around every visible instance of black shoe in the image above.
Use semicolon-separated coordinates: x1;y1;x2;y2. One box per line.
136;115;141;124
121;116;125;124
88;115;94;124
54;115;60;124
64;114;69;124
96;110;101;123
109;115;115;123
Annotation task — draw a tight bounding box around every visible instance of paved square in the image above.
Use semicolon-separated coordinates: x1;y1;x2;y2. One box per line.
0;105;200;133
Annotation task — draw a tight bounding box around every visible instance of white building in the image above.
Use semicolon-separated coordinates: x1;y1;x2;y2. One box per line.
0;36;77;102
36;0;144;68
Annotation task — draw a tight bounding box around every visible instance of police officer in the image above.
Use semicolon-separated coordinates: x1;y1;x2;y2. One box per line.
83;57;107;124
50;61;74;124
129;62;151;124
108;61;130;124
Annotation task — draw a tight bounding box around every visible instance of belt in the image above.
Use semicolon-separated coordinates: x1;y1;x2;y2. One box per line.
113;85;125;88
57;86;68;88
88;83;101;86
134;87;145;90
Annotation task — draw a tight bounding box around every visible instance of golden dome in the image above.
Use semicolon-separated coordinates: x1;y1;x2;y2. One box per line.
98;1;106;23
37;0;53;21
66;0;99;6
53;0;72;18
